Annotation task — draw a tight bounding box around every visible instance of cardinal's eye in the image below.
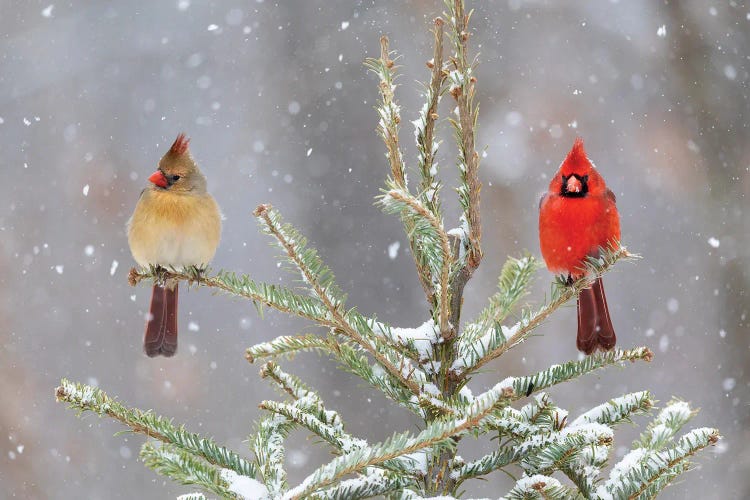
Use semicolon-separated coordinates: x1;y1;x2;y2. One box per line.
171;175;181;182
582;175;589;182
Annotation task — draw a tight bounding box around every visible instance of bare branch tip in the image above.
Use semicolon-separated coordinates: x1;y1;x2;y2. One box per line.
259;363;273;378
127;267;140;287
642;348;654;362
253;204;271;217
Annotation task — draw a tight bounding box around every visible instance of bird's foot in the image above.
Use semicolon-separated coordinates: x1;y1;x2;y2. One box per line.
183;264;209;284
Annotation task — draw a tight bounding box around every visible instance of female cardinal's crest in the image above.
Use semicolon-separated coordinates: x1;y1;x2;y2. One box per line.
169;133;191;156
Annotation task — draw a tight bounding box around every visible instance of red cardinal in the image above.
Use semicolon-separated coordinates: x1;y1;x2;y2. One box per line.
127;134;222;357
539;138;621;354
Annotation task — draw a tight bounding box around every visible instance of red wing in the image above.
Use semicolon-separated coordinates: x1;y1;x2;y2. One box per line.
606;188;616;204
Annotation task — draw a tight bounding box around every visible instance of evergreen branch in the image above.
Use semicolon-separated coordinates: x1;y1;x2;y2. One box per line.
462;255;539;345
140;443;239;499
563;393;652;496
502;474;578;500
415;17;447;218
129;266;330;324
253;415;294;496
561;440;610;498
570;391;653;428
518;393;564;431
379;188;453;336
55;379;256;478
259;400;364;454
520;423;613;476
246;334;332;363
454;244;635;376
635;399;698;451
597;400;711;499
284;381;513;499
316;470;415;500
365;35;406;188
599;427;719;499
452;446;521;483
259;362;358;451
329;340;422;415
456;413;608;486
485;407;546;440
255;204;422;396
445;0;482;271
220;469;273;500
506;347;654;399
254;204;346;306
352;315;423;361
259;361;318;403
366;36;438;305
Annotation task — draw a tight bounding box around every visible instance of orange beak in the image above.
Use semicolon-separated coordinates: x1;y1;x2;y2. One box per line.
148;170;168;188
566;176;582;193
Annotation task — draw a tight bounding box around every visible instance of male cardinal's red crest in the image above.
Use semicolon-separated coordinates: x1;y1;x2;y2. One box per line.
539;138;621;354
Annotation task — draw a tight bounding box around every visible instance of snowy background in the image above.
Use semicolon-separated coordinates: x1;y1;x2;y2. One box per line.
1;0;747;498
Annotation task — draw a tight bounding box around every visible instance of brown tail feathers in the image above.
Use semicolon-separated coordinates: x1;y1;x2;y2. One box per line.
144;283;178;357
576;277;616;355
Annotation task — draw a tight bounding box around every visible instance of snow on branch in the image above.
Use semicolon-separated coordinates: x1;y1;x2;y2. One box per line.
636;399;697;450
253;414;293;496
314;470;415;500
599;425;719;499
284;381;512;499
365;35;407;189
328;340;424;414
461;254;539;346
55;379;256;479
379;187;453;335
445;0;482;271
508;347;654;399
246;334;332;363
254;203;424;396
570;391;653;428
502;474;574;499
258;362;365;454
140;443;252;499
453;243;637;376
415;17;448;219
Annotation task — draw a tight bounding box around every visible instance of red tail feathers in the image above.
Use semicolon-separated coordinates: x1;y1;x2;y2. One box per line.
144;284;178;357
576;277;616;354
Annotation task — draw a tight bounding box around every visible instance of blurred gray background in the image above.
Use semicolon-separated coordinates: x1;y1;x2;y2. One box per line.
1;0;747;498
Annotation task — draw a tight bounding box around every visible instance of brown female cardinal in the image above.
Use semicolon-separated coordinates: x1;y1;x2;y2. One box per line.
127;134;221;357
539;138;621;354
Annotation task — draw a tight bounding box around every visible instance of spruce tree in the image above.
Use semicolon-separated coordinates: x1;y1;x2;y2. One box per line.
56;1;719;498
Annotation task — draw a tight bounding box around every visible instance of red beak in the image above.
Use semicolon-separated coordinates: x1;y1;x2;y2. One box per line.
148;170;168;188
